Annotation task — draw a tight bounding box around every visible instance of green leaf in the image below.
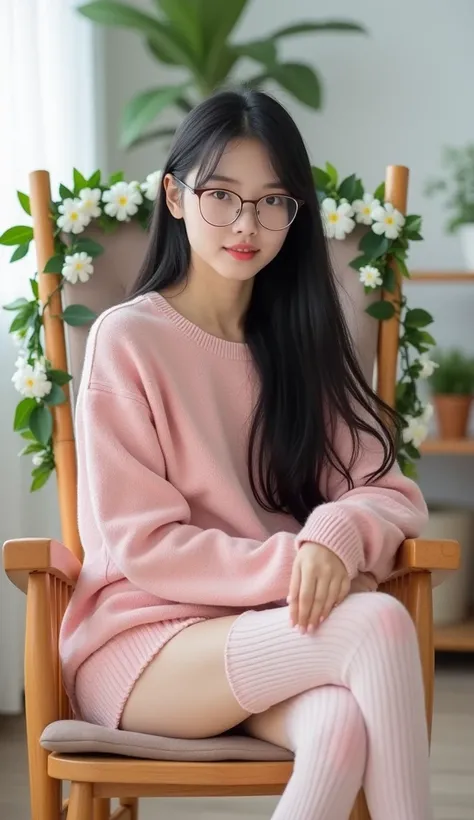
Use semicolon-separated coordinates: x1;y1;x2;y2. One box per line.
120;84;189;148
325;162;338;187
392;253;410;279
29;405;53;446
235;39;277;66
47;369;72;386
373;182;385;201
352;178;364;201
61;305;97;326
78;1;164;30
127;125;177;149
405;442;421;461
108;171;124;185
73;168;88;193
30;278;39;299
0;226;34;246
3;297;29;311
406;230;423;241
349;255;372;271
14;398;37;432
17;191;31;216
19;442;45;456
59;182;74;199
404;308;433;328
43;254;65;274
31;467;53;492
338;174;358;202
20;429;36;441
151;0;203;58
366;300;396;321
9;303;36;333
43;383;67;406
312;166;331;191
404;214;422;233
88;169;102;187
10;243;30;262
59;184;74;200
74;237;105;257
270;20;366;38
400;458;418;480
266;62;321;109
418;331;436;346
359;231;390;259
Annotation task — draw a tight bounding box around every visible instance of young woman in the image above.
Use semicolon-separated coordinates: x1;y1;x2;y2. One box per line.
60;88;432;819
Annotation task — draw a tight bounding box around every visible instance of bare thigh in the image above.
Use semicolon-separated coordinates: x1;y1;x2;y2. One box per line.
120;615;250;738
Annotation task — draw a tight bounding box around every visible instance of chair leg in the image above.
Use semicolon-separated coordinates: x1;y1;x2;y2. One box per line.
67;783;93;820
28;752;61;820
120;797;139;820
93;797;111;820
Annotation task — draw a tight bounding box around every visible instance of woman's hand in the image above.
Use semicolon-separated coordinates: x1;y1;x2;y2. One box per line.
287;541;350;633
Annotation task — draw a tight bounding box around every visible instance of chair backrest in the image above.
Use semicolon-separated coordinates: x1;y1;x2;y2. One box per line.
30;166;407;559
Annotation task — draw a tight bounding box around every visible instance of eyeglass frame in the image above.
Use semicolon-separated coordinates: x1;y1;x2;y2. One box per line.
172;175;304;231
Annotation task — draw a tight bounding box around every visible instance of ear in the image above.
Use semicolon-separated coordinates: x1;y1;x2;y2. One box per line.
163;173;184;219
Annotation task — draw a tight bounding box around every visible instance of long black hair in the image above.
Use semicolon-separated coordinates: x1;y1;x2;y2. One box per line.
131;87;400;525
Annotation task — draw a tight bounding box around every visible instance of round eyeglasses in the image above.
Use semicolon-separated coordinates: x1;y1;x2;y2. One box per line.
174;176;304;231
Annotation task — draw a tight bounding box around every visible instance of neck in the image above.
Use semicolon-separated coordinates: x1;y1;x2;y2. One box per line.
160;259;253;343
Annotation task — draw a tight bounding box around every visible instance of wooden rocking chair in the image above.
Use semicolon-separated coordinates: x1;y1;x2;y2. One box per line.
3;165;460;820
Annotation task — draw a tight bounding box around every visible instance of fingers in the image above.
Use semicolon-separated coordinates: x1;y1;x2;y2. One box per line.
296;568;318;633
287;561;301;628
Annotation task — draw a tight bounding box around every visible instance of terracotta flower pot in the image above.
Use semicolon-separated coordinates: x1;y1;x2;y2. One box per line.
433;394;473;439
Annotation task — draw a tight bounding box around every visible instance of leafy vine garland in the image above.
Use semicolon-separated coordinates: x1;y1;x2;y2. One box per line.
0;164;435;490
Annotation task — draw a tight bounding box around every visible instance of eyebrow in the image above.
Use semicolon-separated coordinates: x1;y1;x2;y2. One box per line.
207;174;285;190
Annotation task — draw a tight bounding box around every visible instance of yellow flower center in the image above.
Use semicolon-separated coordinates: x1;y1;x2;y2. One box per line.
328;213;339;223
363;206;371;214
385;216;394;225
119;196;128;206
74;262;84;271
26;378;34;388
71;212;79;221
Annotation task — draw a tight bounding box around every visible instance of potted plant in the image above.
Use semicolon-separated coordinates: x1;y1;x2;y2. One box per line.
77;0;366;149
428;348;474;439
425;144;474;269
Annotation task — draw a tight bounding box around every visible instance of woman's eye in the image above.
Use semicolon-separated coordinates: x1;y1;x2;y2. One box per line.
265;195;283;206
212;190;229;201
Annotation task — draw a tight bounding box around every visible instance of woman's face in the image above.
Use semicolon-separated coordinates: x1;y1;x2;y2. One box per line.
164;138;294;284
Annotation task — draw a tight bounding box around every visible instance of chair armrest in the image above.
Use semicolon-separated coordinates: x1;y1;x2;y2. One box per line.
2;538;81;594
387;538;460;586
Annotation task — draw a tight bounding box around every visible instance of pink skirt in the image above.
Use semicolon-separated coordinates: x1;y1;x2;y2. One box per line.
75;617;206;728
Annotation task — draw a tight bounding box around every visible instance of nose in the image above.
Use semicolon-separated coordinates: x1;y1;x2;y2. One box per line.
232;202;258;235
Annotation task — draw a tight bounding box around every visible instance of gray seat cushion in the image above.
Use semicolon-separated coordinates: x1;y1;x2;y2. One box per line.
40;720;293;762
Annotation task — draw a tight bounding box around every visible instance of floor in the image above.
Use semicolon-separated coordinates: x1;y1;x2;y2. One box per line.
1;655;473;820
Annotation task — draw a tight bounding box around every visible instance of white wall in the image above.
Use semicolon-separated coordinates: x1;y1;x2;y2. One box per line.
98;0;474;505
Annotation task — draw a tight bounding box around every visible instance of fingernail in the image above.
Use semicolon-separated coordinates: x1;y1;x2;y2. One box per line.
319;616;324;623
307;624;314;633
300;626;306;635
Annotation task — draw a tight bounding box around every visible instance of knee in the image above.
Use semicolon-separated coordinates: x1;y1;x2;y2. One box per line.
367;592;417;643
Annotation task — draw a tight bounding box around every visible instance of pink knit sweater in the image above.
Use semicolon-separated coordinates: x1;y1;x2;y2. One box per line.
59;292;428;710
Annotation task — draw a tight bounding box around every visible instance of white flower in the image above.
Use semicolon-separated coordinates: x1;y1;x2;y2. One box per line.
32;452;44;468
352;193;380;225
78;188;101;224
57;198;88;234
417;352;439;380
402;404;433;448
359;265;383;289
321;198;355;240
102;181;143;221
61;252;94;284
140;170;162;201
371;203;405;239
12;362;52;399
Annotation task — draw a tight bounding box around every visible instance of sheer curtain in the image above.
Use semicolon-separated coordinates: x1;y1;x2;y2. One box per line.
0;0;99;713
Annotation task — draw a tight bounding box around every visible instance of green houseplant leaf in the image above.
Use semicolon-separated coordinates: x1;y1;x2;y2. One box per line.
265;62;322;108
120;84;190;148
270;20;367;38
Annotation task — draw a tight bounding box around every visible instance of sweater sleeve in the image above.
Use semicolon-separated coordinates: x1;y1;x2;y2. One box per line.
76;386;296;608
294;415;429;583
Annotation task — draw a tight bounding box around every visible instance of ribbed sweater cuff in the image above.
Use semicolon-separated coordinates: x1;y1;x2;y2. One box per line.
295;505;363;580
